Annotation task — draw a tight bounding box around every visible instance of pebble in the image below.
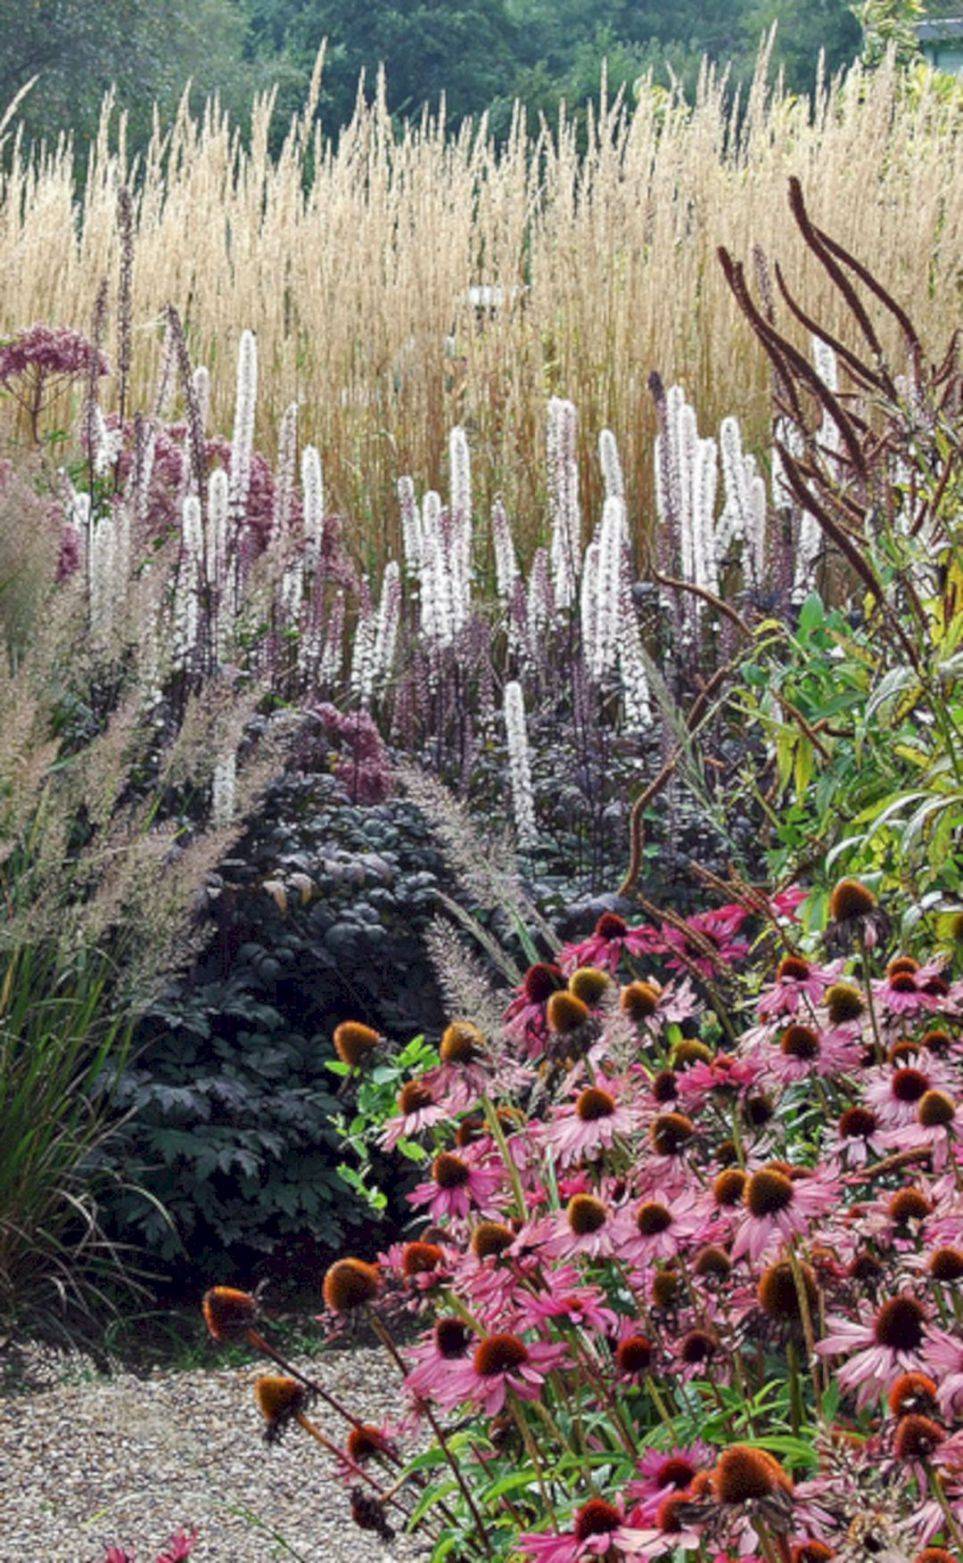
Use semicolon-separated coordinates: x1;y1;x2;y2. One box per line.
0;1343;430;1561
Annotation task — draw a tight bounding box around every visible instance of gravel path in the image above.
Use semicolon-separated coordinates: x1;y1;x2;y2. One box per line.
0;1344;428;1561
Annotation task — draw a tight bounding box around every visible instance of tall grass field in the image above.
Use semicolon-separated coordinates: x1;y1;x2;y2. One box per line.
1;49;961;560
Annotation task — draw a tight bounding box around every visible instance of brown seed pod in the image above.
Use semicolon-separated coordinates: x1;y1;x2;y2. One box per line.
323;1258;380;1313
333;1021;381;1068
568;966;613;1006
202;1286;257;1342
547;991;591;1036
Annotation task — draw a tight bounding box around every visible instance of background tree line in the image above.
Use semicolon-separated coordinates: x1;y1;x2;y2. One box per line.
0;0;947;153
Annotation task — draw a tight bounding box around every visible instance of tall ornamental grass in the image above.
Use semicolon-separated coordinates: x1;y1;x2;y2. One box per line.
1;50;962;558
0;947;131;1325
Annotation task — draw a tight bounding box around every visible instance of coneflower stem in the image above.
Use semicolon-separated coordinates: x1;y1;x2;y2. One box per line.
858;932;884;1064
927;1465;963;1551
787;1241;821;1405
481;1092;527;1218
366;1311;492;1557
786;1337;803;1437
294;1414;411;1519
645;1374;676;1434
508;1392;558;1529
245;1330;393;1449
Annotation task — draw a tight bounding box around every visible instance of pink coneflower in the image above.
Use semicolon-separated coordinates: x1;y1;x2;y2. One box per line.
543;1083;635;1167
379;1078;448;1149
408;1148;504;1221
520;1497;658;1561
660;903;750;979
731;1166;838;1263
453;1332;568;1414
765;1021;862;1085
770;885;808;921
674;1327;730;1384
614;1189;704;1267
873;959;947;1020
628;1443;714;1520
504;963;567;1057
675;1053;761;1109
923;1326;963;1417
757;954;842;1020
560;914;659;975
539;1194;620;1261
831;1105;886;1169
865;1058;953;1127
818;1294;934;1409
515;1268;618;1334
405;1316;476;1407
882;1090;961;1172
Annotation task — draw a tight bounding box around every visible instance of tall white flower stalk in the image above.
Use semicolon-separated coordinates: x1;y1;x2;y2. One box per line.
718;415;767;588
580;536;600;660
301;445;324;572
599;427;624;501
418;490;452;647
272;401;299;540
503;680;536;846
206;466;231;658
397;475;422;578
229;329;258;525
192;365;211;434
491;496;519;601
655;385;720;610
448;427;473;634
174;494;203;664
592;496;627;679
350;583;378;703
372;560;401;691
548;397;581;610
319;590;345;684
617;565;652;731
279;558;304;628
88;507;117;635
211;751;237;827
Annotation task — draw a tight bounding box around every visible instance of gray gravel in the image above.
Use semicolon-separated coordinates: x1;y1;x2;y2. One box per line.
0;1343;429;1561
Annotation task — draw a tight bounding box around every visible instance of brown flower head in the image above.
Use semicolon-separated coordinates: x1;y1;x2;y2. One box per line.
323;1258;380;1313
333;1021;381;1068
401;1241;446;1278
523;963;566;1004
621;980;661;1022
826;983;864;1024
568;967;613;1006
615;1334;653;1375
758;1259;818;1328
893;1414;945;1460
254;1375;308;1441
574;1499;621;1542
650;1112;695;1156
547;991;591;1036
471;1221;514;1260
712;1444;793;1504
888;1372;939;1418
440;1020;485;1064
202;1286;257;1343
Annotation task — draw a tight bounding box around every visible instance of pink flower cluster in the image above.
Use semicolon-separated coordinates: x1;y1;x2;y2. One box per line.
216;880;963;1561
0;324;108;388
104;1532;196;1563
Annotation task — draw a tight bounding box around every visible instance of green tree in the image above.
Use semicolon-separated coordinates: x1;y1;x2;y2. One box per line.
246;0;524;128
0;0;260;148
